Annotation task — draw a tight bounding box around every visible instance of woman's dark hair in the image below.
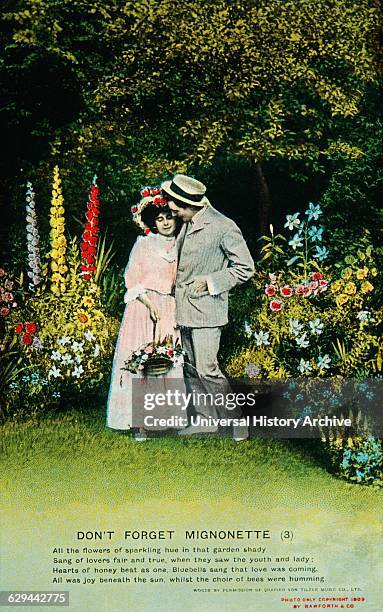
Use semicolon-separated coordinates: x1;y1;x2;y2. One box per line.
140;203;182;235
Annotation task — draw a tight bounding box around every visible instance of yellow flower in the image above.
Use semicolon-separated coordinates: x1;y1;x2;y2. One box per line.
51;261;58;272
361;281;374;293
58;246;66;256
59;265;68;275
331;280;343;293
344;282;357;295
336;294;349;307
356;267;368;279
341;268;352;280
57;236;67;247
82;296;95;308
50;249;59;260
76;309;92;326
371;268;378;277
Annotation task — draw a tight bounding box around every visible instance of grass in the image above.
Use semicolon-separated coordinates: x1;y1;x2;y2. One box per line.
2;406;383;612
1;405;382;513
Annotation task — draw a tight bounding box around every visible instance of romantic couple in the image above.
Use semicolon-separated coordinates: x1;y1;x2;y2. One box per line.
106;174;255;441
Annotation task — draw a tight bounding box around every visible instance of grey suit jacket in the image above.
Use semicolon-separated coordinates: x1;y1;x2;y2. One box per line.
175;206;255;327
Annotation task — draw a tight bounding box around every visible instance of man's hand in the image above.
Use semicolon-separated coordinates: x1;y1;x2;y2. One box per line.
188;276;208;294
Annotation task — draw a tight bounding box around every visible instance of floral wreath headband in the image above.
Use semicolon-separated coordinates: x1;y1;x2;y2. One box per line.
131;186;169;234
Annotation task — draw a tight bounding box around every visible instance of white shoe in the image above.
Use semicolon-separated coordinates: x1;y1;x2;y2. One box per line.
134;429;149;442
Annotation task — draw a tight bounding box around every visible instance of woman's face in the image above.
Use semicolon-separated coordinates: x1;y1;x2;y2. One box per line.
155;211;176;236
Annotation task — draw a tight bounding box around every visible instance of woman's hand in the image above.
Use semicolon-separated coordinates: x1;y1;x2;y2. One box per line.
149;304;160;325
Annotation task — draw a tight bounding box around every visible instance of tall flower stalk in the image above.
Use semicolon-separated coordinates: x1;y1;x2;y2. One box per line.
81;176;100;281
26;181;42;291
49;166;68;296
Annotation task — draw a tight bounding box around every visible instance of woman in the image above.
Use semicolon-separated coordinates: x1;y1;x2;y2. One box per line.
106;187;184;439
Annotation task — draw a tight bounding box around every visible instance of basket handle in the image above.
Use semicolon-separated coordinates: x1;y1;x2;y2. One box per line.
152;320;157;347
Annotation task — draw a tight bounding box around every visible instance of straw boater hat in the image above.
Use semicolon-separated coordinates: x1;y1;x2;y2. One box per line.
161;174;210;207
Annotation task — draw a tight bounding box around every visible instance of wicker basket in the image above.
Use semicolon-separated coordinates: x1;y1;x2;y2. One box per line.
144;355;173;377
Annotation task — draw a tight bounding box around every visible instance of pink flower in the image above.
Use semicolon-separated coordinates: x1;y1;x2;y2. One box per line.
265;285;277;297
144;345;154;354
302;286;311;297
4;279;13;290
295;285;305;296
319;279;328;291
309;281;319;291
280;286;293;298
269;299;283;312
0;268;5;277
0;307;10;317
4;292;13;302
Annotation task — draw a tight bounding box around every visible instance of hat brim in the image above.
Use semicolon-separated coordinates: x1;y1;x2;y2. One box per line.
161;180;209;207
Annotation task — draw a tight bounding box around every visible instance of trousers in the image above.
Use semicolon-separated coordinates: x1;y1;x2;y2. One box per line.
180;326;248;437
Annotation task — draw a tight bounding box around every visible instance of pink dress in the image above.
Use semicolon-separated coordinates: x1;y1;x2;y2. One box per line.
106;233;182;430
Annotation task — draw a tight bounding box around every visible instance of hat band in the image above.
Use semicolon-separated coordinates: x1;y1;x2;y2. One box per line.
170;181;204;203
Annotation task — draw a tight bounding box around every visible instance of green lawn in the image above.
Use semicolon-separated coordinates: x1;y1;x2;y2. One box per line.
1;406;382;513
2;407;383;612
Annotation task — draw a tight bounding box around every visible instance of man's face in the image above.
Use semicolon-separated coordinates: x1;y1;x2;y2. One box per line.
168;200;197;223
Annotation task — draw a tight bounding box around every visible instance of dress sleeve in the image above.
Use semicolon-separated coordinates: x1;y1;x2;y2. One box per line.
123;238;147;304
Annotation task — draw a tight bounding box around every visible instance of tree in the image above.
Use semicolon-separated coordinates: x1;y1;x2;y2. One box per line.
1;0;381;238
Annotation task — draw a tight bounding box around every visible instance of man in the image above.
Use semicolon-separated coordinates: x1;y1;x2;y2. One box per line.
161;174;255;440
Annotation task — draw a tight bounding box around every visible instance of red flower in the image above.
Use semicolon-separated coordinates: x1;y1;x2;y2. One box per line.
312;272;323;281
89;236;97;247
83;230;91;241
141;187;151;197
22;332;33;346
0;307;10;317
15;323;24;334
82;273;90;280
269;299;283;312
302;286;311;297
25;322;37;334
280;286;293;297
85;211;93;223
166;349;174;358
144;228;151;235
265;285;277;297
319;280;328;291
151;187;161;196
86;256;95;265
131;205;138;213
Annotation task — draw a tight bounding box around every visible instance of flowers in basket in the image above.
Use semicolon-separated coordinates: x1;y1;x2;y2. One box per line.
124;336;184;376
